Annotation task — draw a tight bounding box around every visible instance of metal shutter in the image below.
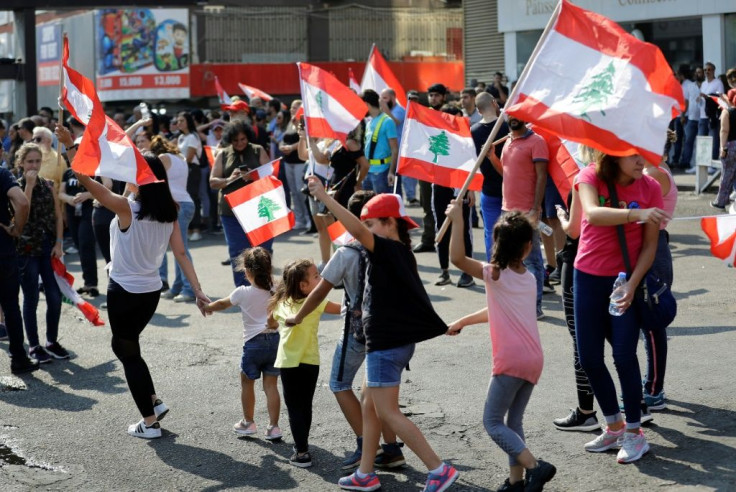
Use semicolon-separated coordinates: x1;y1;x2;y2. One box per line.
464;0;504;86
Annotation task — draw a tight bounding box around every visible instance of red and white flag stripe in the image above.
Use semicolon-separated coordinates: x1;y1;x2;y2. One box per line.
505;0;684;165
247;158;281;180
701;214;736;267
398;101;482;191
239;83;273;102
327;221;354;246
51;258;105;326
360;45;407;109
348;68;361;94
215;76;232;109
225;176;294;246
298;62;366;144
533;125;587;200
61;37;156;185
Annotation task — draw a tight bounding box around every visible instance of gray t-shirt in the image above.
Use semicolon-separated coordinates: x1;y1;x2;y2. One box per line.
321;245;361;319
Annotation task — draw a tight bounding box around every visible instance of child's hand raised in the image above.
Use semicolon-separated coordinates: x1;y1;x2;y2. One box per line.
444;199;463;223
306;175;327;200
446;320;464;336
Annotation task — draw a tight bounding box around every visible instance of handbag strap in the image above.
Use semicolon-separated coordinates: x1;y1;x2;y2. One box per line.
606;181;633;277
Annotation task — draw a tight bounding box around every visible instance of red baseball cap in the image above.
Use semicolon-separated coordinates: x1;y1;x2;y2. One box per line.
224;100;250;113
360;194;419;229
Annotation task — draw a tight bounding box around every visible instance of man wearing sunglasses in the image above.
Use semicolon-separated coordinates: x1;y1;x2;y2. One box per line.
32;126;67;193
699;62;725;160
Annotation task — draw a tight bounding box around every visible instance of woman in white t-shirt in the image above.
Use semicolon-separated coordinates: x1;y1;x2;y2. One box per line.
74;154;210;440
204;247;282;439
176;111;203;241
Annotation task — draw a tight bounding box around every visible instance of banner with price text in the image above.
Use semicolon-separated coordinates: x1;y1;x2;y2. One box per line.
95;8;190;101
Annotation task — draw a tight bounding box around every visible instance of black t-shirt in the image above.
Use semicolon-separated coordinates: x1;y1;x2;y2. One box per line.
330;146;363;207
472;119;509;198
281;129;304;164
62;168;93;214
0;168;20;258
362;234;447;352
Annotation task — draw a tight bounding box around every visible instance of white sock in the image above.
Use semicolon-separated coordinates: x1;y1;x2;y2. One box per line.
355;469;368;479
429;462;446;475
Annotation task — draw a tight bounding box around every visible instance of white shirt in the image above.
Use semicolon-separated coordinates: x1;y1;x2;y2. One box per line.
682;80;700;121
110;199;173;293
700;77;725;119
178;132;201;165
229;285;275;342
165;153;193;204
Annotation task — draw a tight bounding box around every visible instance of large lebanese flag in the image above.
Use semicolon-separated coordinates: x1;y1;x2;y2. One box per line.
360;45;407;109
505;0;684;165
533;125;587;200
239;83;273;102
225;176;294;246
398;102;482;191
298;62;366;144
701;214;736;267
215;76;232;109
61;37;156;185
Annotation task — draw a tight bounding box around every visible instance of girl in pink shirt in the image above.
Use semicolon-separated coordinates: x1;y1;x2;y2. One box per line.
446;204;555;492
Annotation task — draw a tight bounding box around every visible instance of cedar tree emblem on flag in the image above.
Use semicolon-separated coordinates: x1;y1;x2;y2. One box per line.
572;62;616;122
428;131;451;164
258;196;281;223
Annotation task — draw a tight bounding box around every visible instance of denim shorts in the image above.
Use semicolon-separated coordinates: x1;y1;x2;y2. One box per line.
543;175;565;218
240;332;280;380
329;333;366;392
365;343;415;388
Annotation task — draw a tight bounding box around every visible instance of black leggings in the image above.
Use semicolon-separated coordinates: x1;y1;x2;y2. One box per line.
280;363;319;453
432;184;472;270
560;254;595;412
107;280;160;417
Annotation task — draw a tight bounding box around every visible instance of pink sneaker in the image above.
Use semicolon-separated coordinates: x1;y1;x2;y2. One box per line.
233;420;257;436
617;430;650;463
265;425;283;440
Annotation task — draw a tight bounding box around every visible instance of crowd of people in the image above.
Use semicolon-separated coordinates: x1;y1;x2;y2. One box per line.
1;65;735;492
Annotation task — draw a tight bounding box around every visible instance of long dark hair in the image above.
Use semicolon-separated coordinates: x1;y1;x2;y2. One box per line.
268;259;314;312
378;217;411;249
595;152;621;184
234;247;274;292
136;153;178;223
491;211;533;270
178;111;196;134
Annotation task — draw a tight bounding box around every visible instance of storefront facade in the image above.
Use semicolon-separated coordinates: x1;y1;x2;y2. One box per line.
498;0;736;82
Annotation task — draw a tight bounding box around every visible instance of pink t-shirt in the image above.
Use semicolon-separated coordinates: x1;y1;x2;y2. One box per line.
501;131;549;212
574;165;664;276
483;264;543;384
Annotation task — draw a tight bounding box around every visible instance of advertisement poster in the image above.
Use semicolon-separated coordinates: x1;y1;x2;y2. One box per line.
95;8;190;101
37;23;61;87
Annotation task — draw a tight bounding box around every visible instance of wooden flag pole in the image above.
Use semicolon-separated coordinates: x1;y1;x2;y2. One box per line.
56;33;67;162
434;0;562;244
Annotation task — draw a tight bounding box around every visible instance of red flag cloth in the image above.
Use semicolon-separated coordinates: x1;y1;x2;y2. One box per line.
246;158;281;181
215;75;232;109
505;0;684;165
361;45;407;109
532;125;587;200
51;257;105;326
238;83;273;102
225;176;294;246
61;37;156;185
204;145;216;169
701;214;736;267
327;221;355;246
397;102;482;191
348;68;361;94
298;62;366;144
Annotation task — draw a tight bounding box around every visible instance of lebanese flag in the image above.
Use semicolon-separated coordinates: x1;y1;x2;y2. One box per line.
710;95;729;111
294;106;304;121
204;145;217;169
533;125;587;200
239;83;273;102
225;176;294;246
61;37;156;185
328;221;354;246
246;158;281;180
397;101;482;191
298;62;366;144
348;68;361;94
505;0;684;165
51;257;105;327
360;45;407;109
701;214;736;267
215;75;232;109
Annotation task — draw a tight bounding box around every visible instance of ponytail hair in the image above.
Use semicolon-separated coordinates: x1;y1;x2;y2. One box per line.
268;259;314;312
491;211;533;270
234;247;273;292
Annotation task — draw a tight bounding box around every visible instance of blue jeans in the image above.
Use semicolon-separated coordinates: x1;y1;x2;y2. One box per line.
363;169;390;194
18;245;62;348
198;167;211;218
680;119;699;167
0;256;26;359
365;343;415;388
522;228;544;313
329;333;366;392
480;194;503;261
643;230;673;396
402;176;417;201
159;201;195;297
574;269;642;425
220;214;273;287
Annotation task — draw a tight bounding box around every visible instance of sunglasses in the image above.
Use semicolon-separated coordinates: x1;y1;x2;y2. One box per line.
32;137;43;143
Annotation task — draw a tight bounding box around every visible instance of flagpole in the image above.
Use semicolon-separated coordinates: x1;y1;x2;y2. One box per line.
57;32;67;163
434;0;562;244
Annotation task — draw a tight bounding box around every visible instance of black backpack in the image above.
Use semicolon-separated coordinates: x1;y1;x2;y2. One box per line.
336;242;367;381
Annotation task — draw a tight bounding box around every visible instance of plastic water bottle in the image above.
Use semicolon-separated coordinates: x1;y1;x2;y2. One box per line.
608;272;628;316
139;102;150;120
538;221;553;236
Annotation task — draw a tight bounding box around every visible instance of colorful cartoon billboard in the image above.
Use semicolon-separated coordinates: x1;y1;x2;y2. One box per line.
95;8;189;101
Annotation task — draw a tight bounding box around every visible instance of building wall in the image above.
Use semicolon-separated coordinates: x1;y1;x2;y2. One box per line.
464;0;504;86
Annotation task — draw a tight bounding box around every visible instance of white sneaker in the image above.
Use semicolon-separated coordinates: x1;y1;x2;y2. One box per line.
584;427;624;452
684;167;697;174
233;420;257;436
617;430;650;463
127;419;162;439
265;425;283;440
189;232;203;242
153;399;169;421
729;191;736;202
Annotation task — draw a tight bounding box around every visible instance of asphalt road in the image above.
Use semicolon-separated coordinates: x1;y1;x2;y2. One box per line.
1;173;735;491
